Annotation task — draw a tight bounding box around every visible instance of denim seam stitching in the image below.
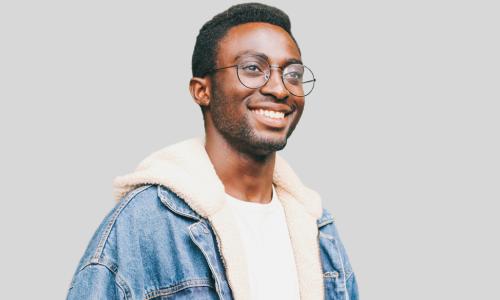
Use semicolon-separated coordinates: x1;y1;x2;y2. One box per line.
346;271;354;281
319;232;335;241
144;278;214;300
317;219;334;228
77;262;131;300
157;185;201;221
91;184;153;262
188;221;225;299
333;240;350;299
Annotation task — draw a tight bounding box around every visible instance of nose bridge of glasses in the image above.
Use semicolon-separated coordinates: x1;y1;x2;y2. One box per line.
264;65;284;81
260;65;290;98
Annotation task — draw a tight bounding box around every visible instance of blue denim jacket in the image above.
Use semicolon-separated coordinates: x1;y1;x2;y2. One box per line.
67;184;358;300
68;137;358;299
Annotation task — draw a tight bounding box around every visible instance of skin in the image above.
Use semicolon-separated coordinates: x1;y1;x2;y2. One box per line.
189;22;305;204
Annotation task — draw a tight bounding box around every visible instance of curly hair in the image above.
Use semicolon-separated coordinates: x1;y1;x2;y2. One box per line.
191;2;300;78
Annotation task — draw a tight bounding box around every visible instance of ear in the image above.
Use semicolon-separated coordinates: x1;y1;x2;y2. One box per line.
189;77;211;108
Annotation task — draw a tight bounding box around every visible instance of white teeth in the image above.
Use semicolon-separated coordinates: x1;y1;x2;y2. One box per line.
252;109;285;119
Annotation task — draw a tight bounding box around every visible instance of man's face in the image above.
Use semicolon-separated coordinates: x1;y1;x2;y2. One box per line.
208;22;305;155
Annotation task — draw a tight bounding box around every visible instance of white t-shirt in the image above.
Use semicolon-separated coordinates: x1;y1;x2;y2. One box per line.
225;184;301;300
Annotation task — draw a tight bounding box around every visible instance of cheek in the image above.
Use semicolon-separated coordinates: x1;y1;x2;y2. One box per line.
212;85;249;120
215;73;252;102
219;71;243;92
290;101;305;127
294;99;305;117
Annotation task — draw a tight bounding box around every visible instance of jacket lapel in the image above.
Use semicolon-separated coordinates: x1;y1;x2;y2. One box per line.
273;155;325;300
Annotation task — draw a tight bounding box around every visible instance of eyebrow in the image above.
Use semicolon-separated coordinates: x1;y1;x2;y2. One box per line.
234;50;303;66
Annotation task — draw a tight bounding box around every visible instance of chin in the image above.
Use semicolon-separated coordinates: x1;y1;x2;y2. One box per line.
219;125;289;156
249;134;288;154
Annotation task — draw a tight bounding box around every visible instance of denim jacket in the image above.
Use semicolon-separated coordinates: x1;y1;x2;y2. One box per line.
67;137;358;300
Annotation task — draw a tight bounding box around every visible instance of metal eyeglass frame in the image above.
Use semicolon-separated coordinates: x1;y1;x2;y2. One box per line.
207;63;316;97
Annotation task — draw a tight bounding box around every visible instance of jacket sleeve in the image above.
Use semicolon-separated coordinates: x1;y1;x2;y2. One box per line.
346;270;359;300
330;219;360;300
66;264;126;300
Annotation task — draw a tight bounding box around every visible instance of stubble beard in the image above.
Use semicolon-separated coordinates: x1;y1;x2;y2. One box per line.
209;81;289;156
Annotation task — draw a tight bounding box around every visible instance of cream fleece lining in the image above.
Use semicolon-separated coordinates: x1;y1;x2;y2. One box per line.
112;137;325;300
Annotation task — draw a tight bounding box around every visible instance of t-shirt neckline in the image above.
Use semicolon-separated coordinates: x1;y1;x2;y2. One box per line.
225;184;279;211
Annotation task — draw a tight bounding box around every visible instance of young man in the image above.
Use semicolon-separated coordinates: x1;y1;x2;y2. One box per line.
67;3;358;300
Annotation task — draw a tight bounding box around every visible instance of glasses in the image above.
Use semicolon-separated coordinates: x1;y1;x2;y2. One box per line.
208;58;316;97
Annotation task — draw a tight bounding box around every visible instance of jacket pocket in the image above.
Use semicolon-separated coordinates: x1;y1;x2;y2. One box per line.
145;278;219;300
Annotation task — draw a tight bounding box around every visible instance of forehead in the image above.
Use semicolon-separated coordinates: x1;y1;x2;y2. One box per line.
216;22;301;65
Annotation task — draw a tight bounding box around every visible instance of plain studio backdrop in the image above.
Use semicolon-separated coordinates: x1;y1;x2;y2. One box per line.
1;0;498;299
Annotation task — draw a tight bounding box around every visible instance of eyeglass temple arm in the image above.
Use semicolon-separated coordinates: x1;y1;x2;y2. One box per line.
212;65;238;72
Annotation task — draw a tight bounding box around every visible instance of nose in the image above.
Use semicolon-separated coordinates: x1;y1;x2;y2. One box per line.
259;65;289;100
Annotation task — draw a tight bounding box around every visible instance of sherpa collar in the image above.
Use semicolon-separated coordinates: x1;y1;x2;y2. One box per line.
112;137;325;300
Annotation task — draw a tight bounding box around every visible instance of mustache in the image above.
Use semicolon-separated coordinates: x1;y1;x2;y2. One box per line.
250;96;295;107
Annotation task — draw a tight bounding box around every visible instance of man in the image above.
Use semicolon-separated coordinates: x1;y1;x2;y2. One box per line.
67;3;358;300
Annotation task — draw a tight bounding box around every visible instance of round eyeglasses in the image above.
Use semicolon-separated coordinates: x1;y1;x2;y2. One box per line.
208;60;316;97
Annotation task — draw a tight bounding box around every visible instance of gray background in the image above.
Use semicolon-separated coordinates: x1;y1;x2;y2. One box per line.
1;0;498;299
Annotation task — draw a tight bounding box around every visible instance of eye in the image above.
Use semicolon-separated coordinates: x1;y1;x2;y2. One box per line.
241;63;263;73
284;64;305;84
285;71;302;79
284;71;303;85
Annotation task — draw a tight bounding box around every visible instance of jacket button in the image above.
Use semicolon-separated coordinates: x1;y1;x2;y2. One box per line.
325;271;339;278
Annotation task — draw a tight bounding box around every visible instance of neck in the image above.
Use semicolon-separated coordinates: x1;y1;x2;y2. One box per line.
204;129;275;204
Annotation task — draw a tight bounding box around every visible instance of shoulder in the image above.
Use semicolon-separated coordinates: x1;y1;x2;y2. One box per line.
73;185;163;269
317;207;346;243
317;208;344;244
104;184;165;232
317;207;335;228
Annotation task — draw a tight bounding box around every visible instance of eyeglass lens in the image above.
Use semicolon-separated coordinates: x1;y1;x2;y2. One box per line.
236;59;315;96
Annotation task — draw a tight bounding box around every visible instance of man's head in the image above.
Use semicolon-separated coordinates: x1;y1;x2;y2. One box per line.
191;3;300;78
189;3;308;156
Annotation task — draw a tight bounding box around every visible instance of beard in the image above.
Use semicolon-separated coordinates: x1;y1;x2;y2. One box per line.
209;79;289;156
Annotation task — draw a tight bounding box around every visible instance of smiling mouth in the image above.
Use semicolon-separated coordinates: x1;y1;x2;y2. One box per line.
249;108;293;129
250;108;286;120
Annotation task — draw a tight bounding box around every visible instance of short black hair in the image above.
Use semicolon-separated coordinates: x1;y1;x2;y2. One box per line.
191;2;300;78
